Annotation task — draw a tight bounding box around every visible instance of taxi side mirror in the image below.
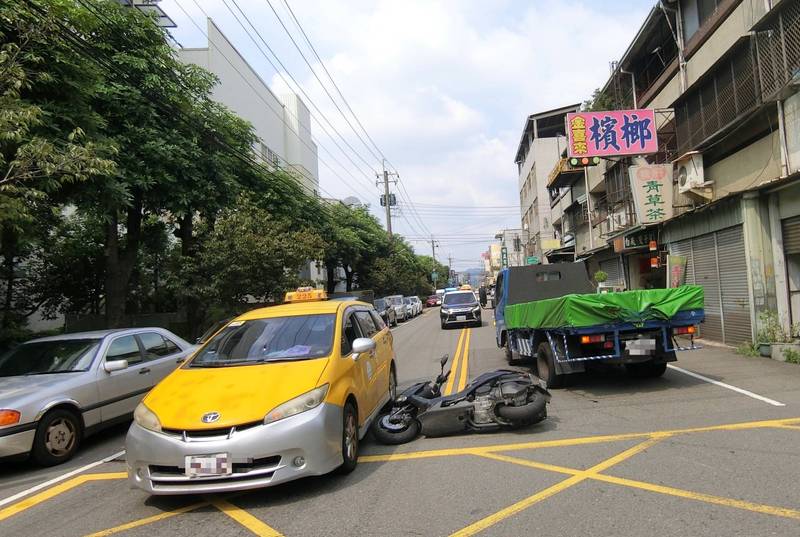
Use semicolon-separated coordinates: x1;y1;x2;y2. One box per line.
351;338;376;361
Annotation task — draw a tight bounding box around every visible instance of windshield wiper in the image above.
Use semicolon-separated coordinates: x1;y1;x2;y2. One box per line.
190;356;313;367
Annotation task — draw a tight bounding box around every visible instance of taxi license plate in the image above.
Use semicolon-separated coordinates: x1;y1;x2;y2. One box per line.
456;315;466;321
185;453;231;477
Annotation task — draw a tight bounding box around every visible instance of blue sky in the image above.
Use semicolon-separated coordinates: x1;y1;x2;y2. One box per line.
160;0;653;270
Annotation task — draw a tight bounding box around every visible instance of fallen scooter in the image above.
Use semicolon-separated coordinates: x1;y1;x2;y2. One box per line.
372;355;551;444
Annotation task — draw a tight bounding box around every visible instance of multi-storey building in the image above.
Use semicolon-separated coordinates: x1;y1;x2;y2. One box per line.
515;105;581;260
178;19;319;195
544;0;800;346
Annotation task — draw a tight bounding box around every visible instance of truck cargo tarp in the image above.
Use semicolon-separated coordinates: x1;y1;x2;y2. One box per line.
505;285;704;330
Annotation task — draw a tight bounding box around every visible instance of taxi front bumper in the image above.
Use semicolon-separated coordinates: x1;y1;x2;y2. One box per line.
126;403;343;495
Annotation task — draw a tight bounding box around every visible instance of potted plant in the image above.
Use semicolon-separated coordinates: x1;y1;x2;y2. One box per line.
756;310;800;360
594;270;608;293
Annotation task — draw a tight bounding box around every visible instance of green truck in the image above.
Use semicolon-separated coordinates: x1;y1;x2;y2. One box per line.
493;263;704;387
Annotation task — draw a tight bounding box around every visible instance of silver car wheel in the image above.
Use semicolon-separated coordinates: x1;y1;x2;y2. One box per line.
45;418;77;456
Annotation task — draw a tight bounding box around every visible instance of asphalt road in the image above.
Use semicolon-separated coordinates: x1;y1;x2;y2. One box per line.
2;307;800;536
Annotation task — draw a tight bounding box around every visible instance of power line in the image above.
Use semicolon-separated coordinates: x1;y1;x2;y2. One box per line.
221;0;381;185
63;0;351;225
170;0;372;200
262;0;383;167
263;0;435;238
280;0;388;164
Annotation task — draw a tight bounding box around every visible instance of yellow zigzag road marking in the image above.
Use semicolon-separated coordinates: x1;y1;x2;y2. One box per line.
0;472;126;523
210;497;284;536
450;437;666;537
359;416;800;463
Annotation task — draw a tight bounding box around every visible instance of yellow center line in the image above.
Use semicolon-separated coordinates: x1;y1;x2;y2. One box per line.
457;329;471;392
443;328;466;395
0;472;126;523
450;437;667;536
209;497;284;536
84;501;210;537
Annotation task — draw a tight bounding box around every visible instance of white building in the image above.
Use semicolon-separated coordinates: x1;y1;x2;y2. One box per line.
178;18;324;283
178;19;320;195
515;104;581;261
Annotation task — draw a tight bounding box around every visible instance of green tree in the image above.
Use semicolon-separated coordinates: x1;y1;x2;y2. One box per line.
0;0;114;330
169;195;324;331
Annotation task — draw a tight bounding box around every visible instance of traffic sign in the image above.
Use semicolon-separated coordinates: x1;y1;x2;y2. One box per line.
526;256;539;265
431;271;438;282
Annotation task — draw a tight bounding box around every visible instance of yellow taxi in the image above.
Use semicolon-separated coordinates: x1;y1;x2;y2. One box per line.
125;288;396;494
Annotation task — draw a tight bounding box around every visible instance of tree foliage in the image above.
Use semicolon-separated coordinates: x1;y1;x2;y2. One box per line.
0;0;440;346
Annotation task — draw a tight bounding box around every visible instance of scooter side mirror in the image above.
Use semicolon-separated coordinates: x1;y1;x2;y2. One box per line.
440;354;449;369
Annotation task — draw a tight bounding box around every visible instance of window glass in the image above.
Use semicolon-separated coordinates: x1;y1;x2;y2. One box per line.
370;310;386;330
535;271;562;282
139;332;174;360
341;314;362;355
163;337;180;354
0;339;100;376
107;336;142;365
374;298;387;310
355;311;378;338
191;315;335;367
443;292;478;306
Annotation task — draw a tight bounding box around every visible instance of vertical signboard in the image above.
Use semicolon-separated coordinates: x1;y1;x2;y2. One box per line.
567;109;659;158
629;163;674;225
667;255;688;287
501;247;509;268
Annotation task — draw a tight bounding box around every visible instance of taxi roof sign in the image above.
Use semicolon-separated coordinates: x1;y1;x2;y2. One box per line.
459;284;473;290
284;287;327;303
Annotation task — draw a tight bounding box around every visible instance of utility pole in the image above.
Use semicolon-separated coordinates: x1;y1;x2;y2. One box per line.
430;236;438;262
376;159;398;237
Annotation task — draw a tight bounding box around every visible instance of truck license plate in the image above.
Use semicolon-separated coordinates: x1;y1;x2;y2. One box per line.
185;453;231;477
627;338;656;355
457;315;466;322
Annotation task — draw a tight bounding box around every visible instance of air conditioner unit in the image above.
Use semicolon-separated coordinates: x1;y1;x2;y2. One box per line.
676;152;709;193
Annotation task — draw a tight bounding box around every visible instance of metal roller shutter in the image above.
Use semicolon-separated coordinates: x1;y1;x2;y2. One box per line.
599;258;623;286
783;216;800;255
716;226;751;345
691;233;723;342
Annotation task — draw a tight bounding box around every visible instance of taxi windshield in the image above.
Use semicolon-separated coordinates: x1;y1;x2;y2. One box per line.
190;314;335;367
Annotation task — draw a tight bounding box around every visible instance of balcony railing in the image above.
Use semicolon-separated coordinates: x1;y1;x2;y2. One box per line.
674;39;760;155
755;0;800;101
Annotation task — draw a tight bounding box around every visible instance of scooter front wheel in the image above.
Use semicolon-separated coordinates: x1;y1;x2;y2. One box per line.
371;412;421;445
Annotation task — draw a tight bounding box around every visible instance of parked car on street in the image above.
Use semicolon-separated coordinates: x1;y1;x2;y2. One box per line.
426;295;439;307
402;297;415;318
440;290;482;329
386;295;407;322
126;288;397;494
374;298;398;327
409;296;423;315
0;328;195;465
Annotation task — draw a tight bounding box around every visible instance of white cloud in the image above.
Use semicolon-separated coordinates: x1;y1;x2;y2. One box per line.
163;0;650;268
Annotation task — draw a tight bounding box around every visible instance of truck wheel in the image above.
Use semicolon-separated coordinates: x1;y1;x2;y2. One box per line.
536;342;565;388
626;362;667;378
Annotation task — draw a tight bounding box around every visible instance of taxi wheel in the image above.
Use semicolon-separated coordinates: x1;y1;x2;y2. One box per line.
31;409;82;466
337;402;359;474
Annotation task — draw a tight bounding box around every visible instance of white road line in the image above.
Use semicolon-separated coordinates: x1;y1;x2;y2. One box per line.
0;449;125;508
668;365;786;407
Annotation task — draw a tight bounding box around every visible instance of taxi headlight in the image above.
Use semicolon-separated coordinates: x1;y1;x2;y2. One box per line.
264;384;329;425
134;402;162;433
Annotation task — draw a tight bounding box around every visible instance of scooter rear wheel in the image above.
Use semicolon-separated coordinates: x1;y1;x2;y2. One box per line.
372;413;420;445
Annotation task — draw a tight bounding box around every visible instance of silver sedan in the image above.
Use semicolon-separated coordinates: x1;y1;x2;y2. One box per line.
0;328;194;466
